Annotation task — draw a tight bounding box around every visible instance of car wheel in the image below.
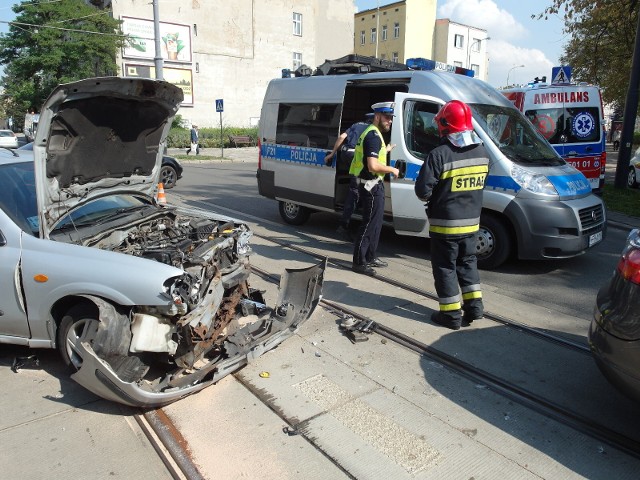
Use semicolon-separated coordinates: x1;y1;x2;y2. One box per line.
160;165;178;189
57;305;100;371
278;201;311;225
475;214;512;270
628;167;638;188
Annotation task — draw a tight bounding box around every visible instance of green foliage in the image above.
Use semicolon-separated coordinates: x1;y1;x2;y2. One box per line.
537;1;639;110
602;183;640;218
166;125;259;148
0;0;124;124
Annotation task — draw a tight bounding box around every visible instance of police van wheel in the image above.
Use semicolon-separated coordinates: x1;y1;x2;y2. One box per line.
476;214;512;270
279;201;311;225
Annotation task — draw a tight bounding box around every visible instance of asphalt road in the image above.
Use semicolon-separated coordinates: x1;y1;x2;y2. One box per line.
172;158;630;324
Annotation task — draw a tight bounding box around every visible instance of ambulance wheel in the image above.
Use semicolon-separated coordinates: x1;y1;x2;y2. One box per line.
628;166;638;188
279;201;311;225
476;214;512;270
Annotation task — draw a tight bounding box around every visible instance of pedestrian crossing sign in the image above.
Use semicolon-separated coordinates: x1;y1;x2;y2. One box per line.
551;66;572;84
216;99;224;112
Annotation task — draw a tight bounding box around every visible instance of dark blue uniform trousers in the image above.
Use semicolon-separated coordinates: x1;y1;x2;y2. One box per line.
353;182;384;265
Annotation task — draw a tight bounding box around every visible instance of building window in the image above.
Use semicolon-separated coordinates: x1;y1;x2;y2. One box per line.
471;38;481;52
454;34;464;48
453;61;463;67
392;52;398;62
293;52;302;70
293;12;302;36
471;64;480;76
360;30;366;45
382;25;387;41
371;28;377;44
393;22;400;38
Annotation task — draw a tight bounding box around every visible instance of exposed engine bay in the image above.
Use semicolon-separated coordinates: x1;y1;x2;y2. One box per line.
56;206;326;406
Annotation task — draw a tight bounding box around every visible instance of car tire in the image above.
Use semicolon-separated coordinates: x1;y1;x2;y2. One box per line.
160;165;178;189
475;213;513;270
628;167;638;188
57;304;100;371
278;201;311;225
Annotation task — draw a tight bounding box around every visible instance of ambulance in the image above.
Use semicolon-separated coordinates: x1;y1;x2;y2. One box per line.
256;57;607;269
502;72;606;192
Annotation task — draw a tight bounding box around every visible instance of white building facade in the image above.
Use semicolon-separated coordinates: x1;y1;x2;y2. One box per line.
433;19;489;81
108;0;354;127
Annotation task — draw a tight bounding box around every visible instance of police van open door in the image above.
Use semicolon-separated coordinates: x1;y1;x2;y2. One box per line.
389;92;444;236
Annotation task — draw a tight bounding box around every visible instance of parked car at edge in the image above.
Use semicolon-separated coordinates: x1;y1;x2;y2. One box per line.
590;228;640;401
628;147;640;188
19;141;183;189
0;129;19;149
0;77;325;407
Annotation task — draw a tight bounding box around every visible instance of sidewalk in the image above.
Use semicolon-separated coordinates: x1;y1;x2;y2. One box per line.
167;146;258;162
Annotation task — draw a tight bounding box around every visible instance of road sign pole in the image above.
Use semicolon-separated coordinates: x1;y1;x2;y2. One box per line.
220;112;223;158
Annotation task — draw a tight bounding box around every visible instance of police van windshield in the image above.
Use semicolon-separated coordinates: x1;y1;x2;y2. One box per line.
471;104;564;167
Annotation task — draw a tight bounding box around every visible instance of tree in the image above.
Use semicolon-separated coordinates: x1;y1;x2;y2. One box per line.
0;0;124;130
537;1;639;109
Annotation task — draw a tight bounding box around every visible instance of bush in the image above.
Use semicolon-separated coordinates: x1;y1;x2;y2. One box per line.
166;126;259;148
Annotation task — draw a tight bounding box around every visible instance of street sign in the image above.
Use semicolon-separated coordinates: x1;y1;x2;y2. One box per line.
551;66;572;84
216;99;224;112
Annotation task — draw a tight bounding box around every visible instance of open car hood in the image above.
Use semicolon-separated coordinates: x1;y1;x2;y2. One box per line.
33;77;183;238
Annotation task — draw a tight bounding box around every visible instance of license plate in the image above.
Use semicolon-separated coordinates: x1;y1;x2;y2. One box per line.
589;231;603;247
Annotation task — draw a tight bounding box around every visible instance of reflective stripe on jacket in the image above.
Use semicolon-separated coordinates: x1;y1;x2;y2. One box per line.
415;142;489;236
349;124;387;180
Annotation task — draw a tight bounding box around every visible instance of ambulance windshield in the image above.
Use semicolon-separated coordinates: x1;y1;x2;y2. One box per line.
471;104;564;167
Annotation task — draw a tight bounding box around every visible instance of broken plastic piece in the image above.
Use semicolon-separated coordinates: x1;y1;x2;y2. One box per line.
11;355;40;373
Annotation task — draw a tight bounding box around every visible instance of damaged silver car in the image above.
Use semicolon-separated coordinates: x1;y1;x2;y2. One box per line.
0;77;325;407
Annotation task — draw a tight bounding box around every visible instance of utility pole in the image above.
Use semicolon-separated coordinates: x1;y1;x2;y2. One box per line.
375;0;380;58
152;0;163;80
615;10;640;188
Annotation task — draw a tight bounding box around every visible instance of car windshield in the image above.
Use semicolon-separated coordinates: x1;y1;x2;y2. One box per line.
0;162;39;235
54;195;153;230
470;104;564;167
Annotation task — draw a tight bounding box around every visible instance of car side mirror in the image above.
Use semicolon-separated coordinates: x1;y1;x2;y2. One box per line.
0;231;6;247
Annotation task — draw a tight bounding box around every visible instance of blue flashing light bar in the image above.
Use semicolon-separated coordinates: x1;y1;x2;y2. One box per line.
406;58;475;77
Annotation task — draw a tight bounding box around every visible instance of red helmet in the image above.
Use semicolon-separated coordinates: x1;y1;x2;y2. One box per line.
434;100;474;136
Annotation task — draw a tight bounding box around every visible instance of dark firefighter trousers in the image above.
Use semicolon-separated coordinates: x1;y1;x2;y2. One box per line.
430;234;483;321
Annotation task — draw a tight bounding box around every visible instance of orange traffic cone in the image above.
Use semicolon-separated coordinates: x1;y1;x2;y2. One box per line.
156;183;167;205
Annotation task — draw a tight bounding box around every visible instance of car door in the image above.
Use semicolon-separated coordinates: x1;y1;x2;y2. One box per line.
389;92;444;236
0;218;30;339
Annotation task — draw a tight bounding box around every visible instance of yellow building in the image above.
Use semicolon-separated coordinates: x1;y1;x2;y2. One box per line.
353;0;437;64
354;1;489;81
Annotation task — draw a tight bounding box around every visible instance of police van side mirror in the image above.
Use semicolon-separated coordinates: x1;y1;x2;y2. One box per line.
395;159;407;179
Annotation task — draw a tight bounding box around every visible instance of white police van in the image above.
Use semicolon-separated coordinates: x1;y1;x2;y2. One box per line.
256;57;606;269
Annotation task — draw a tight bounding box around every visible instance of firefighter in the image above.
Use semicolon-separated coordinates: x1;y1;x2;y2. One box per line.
350;101;399;276
415;100;490;330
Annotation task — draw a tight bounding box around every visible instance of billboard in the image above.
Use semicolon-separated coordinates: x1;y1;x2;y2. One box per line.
124;63;193;105
122;16;192;63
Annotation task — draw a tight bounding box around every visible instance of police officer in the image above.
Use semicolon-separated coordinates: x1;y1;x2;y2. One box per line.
351;102;399;276
325;113;375;241
415;100;490;329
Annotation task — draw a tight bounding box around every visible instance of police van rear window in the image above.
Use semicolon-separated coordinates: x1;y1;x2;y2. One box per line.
276;103;340;149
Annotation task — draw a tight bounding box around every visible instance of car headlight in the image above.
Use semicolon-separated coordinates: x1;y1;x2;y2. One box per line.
511;164;558;196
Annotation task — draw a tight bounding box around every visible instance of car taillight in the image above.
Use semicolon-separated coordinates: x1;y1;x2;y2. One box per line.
600;151;606;173
617;248;640;285
257;138;262;169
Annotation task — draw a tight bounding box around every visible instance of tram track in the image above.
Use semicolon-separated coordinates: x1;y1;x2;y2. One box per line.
254;232;590;355
249;262;640;459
